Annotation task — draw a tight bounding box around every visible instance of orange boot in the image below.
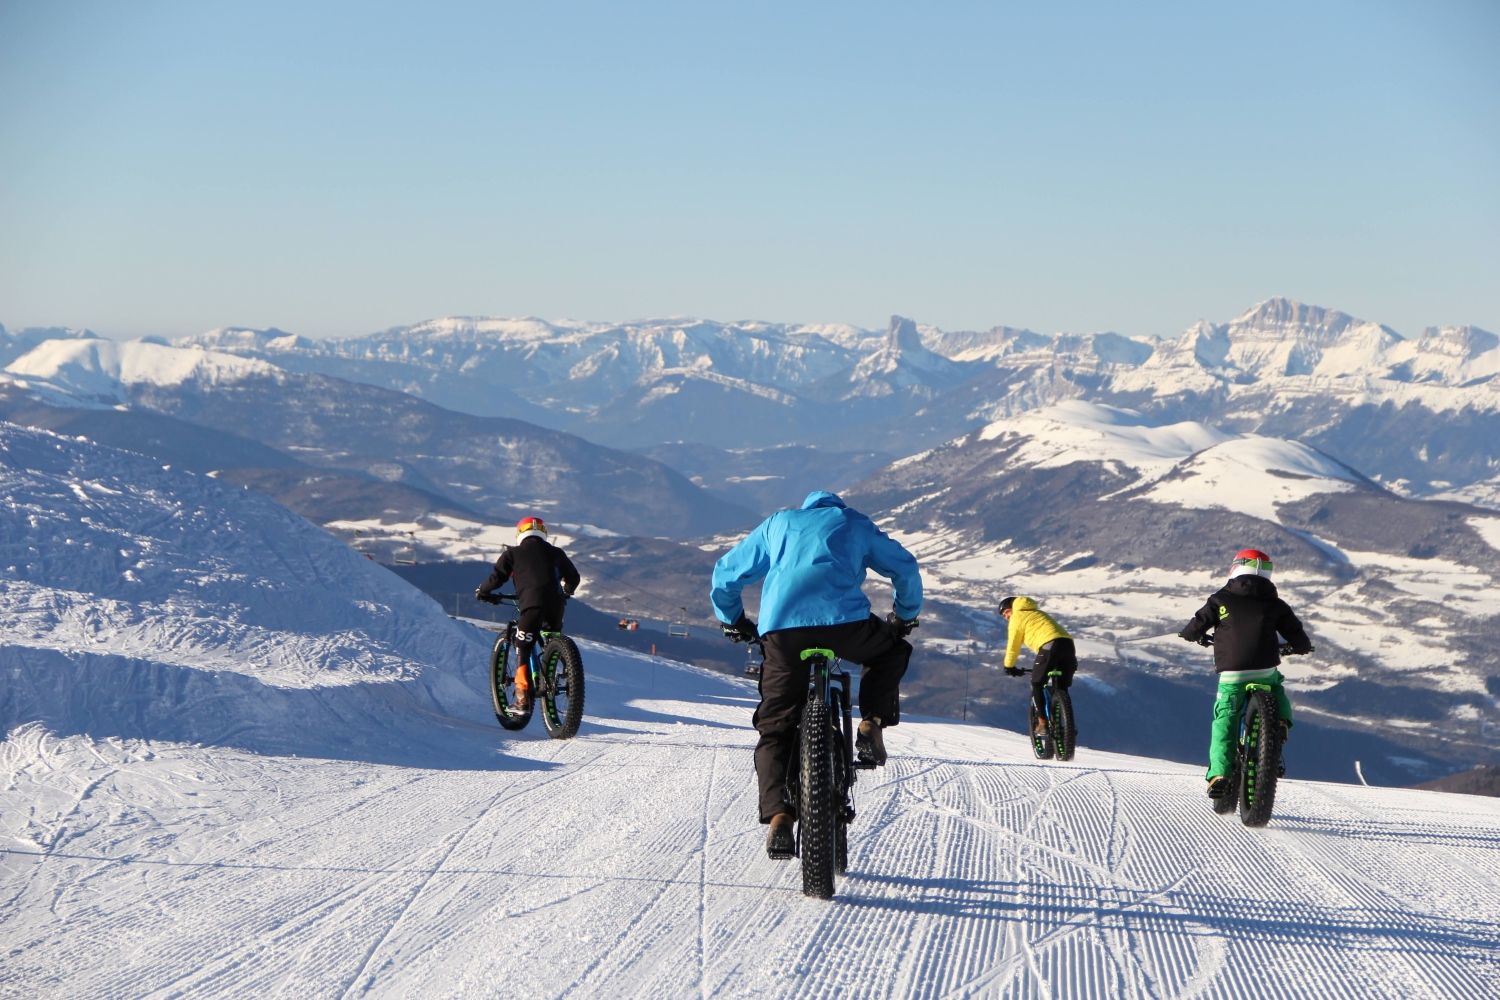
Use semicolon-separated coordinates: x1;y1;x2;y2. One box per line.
513;663;531;711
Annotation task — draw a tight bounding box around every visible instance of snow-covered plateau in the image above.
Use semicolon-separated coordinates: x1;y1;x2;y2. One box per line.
5;413;1500;998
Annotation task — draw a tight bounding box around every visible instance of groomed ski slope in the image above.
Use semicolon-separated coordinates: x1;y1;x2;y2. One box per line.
6;645;1500;999
3;424;1500;998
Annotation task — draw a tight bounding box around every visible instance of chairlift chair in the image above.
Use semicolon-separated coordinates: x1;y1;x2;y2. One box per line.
668;622;690;638
617;618;640;631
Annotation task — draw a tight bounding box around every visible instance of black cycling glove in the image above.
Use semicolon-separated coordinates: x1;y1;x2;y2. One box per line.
1004;666;1024;677
885;611;919;638
474;589;500;605
722;614;758;644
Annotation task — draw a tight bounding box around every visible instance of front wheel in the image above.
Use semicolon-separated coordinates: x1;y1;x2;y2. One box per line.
539;635;586;740
1050;688;1076;762
1239;690;1281;827
489;634;532;731
798;698;838;899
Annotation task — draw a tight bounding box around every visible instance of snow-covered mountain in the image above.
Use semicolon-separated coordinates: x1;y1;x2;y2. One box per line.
845;400;1500;782
0;338;758;541
170;299;1500;504
4;425;1499;998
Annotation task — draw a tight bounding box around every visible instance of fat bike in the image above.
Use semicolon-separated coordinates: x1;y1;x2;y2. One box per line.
484;594;586;739
1023;669;1077;762
1205;641;1305;827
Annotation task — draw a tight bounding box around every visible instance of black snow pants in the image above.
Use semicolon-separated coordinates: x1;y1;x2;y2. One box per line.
753;615;911;823
514;602;564;670
1030;638;1077;715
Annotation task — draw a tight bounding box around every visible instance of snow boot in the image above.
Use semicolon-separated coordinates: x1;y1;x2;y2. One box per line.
766;813;795;860
1034;715;1051;737
1207;776;1229;799
856;718;887;767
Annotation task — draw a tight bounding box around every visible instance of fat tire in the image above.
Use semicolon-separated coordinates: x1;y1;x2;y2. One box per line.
489;634;532;731
1239;690;1280;826
798;698;838;899
1051;688;1076;762
1028;705;1054;760
539;635;586;740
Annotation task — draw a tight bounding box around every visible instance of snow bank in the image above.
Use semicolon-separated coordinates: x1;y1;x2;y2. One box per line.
0;423;491;760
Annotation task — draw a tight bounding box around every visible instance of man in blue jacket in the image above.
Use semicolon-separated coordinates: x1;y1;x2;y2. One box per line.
712;491;923;859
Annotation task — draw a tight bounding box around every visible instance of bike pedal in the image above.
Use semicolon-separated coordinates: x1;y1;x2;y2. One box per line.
854;761;877;770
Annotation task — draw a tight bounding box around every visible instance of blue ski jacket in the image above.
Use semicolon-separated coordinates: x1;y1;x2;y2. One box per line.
711;491;923;634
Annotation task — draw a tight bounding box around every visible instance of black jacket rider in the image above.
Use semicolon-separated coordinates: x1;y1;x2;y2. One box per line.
479;536;581;610
1180;575;1312;673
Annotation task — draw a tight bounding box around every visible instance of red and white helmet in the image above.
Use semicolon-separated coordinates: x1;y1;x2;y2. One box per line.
1229;549;1273;580
515;516;548;543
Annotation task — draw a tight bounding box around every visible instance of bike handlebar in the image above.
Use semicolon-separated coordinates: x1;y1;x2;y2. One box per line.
1187;634;1311;655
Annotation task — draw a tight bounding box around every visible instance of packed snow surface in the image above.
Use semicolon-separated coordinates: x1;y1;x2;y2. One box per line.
4;424;1500;998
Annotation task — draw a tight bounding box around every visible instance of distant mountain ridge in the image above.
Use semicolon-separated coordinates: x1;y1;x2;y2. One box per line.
0;338;758;541
156;299;1500;502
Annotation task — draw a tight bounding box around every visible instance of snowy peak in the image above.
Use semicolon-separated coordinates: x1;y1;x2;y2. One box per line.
1416;325;1498;362
1142;436;1366;522
843;315;972;397
1148;298;1405;380
3;338;280;406
975;400;1233;478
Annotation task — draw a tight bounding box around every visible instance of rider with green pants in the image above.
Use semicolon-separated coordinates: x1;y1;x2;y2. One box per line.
1178;549;1313;798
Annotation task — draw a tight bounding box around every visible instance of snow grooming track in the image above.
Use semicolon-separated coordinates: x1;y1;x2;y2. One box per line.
3;426;1500;998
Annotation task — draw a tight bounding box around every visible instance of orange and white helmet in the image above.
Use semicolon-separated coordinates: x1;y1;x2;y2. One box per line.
515;516;548;544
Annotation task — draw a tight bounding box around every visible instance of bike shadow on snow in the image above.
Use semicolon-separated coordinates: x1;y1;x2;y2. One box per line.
0;644;557;773
837;871;1500;957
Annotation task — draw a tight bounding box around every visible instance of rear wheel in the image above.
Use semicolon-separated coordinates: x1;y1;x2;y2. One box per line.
798;698;838;899
489;634;532;731
539;635;586;740
1050;688;1076;762
1239;690;1281;827
1028;705;1054;760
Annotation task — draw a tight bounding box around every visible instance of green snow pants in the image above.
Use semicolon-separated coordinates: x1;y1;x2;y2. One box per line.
1207;670;1292;780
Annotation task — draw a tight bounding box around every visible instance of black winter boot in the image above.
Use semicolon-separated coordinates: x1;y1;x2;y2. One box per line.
766;813;795;860
856;717;887;766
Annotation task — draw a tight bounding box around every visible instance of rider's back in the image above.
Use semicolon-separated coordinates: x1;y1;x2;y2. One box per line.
482;535;580;609
711;491;920;634
1188;575;1309;673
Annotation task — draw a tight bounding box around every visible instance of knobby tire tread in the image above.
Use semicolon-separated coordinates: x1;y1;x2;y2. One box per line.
1240;690;1280;827
540;635;586;740
1051;688;1076;762
490;635;532;731
799;698;837;899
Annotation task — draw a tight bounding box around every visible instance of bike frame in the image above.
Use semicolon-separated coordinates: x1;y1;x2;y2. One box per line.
1043;669;1064;721
494;595;566;697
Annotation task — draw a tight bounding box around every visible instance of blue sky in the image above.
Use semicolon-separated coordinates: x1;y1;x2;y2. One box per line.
1;1;1496;339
